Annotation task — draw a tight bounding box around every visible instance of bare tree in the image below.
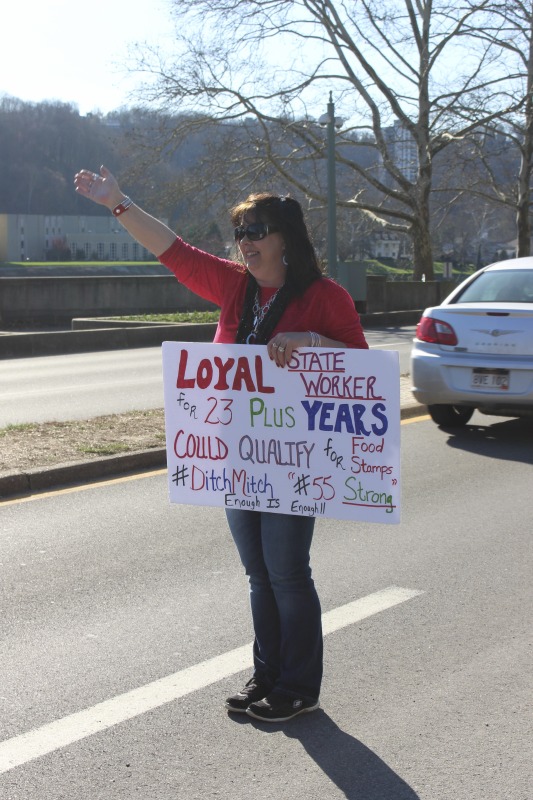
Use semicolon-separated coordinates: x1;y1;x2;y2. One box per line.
133;0;521;278
461;1;533;256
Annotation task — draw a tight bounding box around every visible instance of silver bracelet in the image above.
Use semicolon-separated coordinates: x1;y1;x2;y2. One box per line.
308;330;322;347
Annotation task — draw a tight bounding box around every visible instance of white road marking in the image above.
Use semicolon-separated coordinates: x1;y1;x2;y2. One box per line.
321;586;422;635
0;586;422;774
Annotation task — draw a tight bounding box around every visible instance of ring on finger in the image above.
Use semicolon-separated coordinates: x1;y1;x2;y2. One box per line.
278;346;286;352
272;343;279;349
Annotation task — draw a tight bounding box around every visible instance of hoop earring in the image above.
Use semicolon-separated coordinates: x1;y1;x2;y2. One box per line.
282;253;289;267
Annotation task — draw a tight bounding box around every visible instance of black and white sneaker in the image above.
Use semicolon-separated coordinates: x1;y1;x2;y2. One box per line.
225;678;271;713
246;691;320;722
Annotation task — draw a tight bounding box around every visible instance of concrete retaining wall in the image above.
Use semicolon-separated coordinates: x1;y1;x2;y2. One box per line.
0;273;457;325
0;275;217;324
365;276;455;312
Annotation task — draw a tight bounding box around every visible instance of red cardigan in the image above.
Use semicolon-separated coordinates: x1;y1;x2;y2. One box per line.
159;237;368;349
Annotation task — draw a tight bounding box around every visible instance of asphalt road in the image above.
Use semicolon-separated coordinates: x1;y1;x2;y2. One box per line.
1;413;531;799
0;327;416;427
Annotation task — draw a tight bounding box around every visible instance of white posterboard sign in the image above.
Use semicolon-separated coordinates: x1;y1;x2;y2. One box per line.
162;342;401;524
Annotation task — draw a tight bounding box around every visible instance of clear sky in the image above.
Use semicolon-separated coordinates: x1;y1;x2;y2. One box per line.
1;0;176;115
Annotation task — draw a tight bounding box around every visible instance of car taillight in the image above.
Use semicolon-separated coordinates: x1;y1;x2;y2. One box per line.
415;316;458;346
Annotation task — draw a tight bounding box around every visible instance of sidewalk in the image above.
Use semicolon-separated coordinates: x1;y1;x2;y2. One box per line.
0;376;425;501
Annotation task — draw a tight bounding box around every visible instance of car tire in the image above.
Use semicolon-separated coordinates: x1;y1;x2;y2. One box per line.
427;404;474;427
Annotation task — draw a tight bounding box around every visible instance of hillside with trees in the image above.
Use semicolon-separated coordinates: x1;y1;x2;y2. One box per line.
0;70;528;270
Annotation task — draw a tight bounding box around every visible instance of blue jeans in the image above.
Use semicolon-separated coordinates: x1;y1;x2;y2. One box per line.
225;508;323;702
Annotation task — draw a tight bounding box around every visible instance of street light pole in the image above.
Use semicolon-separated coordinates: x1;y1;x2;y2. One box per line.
326;92;337;280
319;92;341;281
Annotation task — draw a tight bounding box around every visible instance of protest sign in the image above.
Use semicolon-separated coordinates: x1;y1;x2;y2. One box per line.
162;342;401;523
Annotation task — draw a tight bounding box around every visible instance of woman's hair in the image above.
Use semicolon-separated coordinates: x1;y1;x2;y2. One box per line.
230;193;323;294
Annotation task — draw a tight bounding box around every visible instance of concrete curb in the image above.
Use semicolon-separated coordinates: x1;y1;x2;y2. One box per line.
0;448;167;501
0;404;427;501
0;324;218;359
0;311;423;360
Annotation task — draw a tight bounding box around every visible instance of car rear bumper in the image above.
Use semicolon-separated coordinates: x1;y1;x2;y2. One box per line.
410;344;533;411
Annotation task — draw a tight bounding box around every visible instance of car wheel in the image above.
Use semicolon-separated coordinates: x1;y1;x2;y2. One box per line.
427;404;474;427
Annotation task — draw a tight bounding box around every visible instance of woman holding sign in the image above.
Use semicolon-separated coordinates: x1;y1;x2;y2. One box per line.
74;166;368;722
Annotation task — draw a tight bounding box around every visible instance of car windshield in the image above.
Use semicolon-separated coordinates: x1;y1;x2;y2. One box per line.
454;269;533;304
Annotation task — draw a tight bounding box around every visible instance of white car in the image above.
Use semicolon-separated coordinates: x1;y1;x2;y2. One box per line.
411;256;533;426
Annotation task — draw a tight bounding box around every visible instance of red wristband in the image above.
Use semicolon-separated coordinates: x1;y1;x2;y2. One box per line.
112;197;133;216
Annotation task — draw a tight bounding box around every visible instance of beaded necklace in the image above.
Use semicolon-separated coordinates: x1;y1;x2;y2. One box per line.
246;287;282;344
236;274;293;345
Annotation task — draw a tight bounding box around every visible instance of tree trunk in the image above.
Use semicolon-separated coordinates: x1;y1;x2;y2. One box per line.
516;168;531;257
411;214;434;281
516;13;533;258
410;169;434;280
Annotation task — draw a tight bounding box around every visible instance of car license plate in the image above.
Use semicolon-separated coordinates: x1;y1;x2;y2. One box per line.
471;368;509;390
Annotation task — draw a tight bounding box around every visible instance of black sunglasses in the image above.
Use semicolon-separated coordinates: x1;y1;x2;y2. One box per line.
234;222;279;242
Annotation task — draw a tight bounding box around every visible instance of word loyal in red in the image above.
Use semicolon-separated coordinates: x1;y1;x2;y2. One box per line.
176;349;275;394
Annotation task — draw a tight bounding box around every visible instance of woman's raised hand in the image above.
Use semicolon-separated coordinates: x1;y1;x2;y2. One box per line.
74;164;177;257
74;165;123;209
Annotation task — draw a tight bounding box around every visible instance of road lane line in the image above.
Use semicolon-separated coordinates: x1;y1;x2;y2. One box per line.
0;585;422;774
321;586;423;635
402;414;430;424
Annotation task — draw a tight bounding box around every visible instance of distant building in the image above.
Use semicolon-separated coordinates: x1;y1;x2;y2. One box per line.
379;119;418;184
367;232;402;261
0;214;157;262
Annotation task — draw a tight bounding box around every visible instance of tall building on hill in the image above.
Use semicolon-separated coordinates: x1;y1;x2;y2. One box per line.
380;119;418;184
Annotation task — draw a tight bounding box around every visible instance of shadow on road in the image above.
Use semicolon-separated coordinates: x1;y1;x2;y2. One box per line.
442;417;533;465
242;710;420;799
